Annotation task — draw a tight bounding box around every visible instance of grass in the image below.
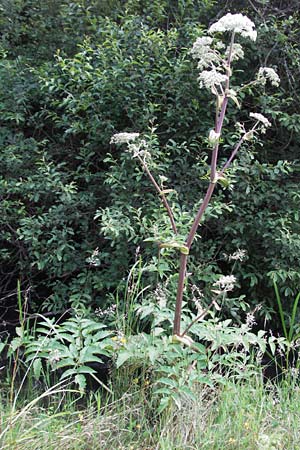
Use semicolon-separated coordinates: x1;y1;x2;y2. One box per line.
1;373;300;449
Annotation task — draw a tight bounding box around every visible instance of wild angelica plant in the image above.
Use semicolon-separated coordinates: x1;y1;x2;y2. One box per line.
111;13;280;337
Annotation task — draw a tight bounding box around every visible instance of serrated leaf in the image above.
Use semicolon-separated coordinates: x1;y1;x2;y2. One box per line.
76;365;96;374
82;323;106;337
92;330;112;341
269;340;276;356
55;357;75;369
172;393;182;410
79;353;103;364
26;351;49;362
158;377;178;388
153;388;172;396
60;368;78;379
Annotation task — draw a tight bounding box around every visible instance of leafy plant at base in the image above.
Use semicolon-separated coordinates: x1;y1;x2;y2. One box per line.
114;317;268;413
10;314;113;392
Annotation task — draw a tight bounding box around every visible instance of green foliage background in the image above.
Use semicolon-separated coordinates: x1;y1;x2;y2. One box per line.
0;0;299;324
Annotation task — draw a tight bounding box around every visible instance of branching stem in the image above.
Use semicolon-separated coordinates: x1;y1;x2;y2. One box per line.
137;155;177;235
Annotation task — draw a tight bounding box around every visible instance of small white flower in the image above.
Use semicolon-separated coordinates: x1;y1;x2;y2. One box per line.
228;249;247;261
257;67;280;87
209;13;257;41
87;247;101;266
215;41;225;50
110;132;140;144
250;112;271;128
246;312;256;328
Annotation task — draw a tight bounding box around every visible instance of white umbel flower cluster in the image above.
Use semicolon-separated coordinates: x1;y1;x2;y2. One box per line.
250;112;271;133
198;69;228;91
191;36;219;71
257;67;280;87
214;275;236;291
190;36;213;58
213;275;236;292
110;132;140;144
227;249;247;262
226;43;244;61
209;13;257;41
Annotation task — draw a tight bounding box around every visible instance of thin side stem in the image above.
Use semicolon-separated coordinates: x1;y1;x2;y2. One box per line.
220;123;259;176
219;136;245;176
181;298;216;337
137;155;177;235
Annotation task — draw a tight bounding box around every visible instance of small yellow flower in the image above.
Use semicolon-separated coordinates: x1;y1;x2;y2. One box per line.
111;336;118;341
228;437;236;444
136;423;141;429
120;337;127;344
244;421;250;430
144;379;150;386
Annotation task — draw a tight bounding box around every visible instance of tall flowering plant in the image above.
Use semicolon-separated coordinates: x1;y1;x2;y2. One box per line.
110;14;280;337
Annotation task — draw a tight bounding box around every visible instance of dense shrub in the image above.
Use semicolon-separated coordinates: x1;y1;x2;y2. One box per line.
0;0;299;327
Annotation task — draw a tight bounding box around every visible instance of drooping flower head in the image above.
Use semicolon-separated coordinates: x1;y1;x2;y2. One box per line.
209;13;257;41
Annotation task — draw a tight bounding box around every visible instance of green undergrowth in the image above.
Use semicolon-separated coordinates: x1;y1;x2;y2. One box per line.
1;375;300;449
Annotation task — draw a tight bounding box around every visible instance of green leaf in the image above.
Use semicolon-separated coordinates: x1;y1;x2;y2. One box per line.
33;358;43;379
75;374;86;391
157;377;178;388
76;366;96;374
55;357;76;369
116;351;131;368
157;396;171;414
92;330;112;341
60;368;78;379
0;342;6;354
